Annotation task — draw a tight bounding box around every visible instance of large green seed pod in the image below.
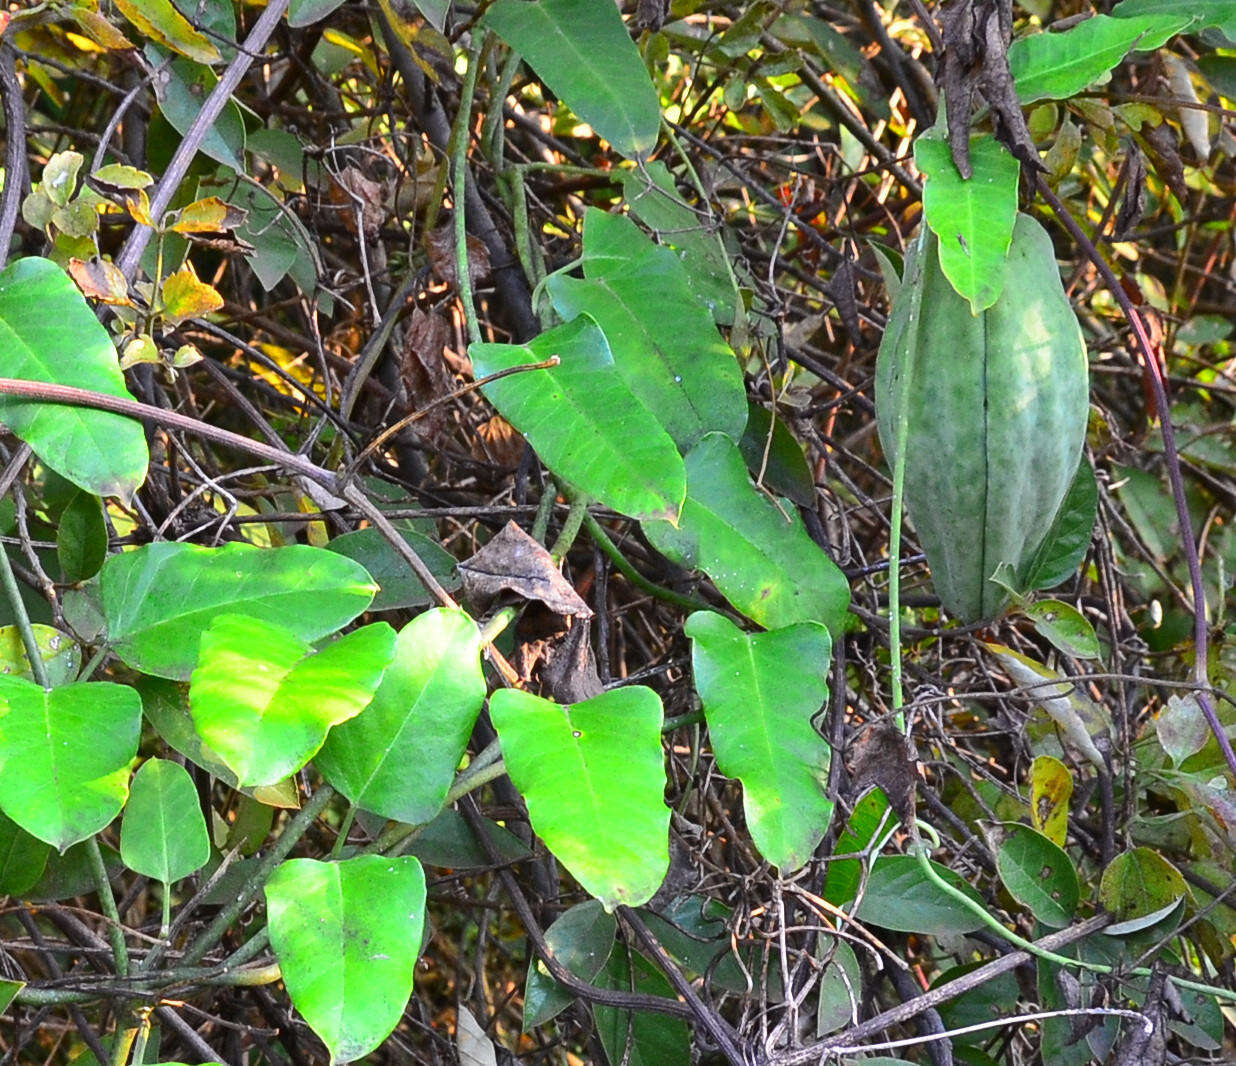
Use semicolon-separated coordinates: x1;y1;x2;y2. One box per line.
876;213;1089;622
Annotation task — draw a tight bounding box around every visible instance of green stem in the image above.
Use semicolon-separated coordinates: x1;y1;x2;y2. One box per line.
329;804;357;860
444;757;507;804
453;38;484;347
531;479;557;543
178;785;335;968
87;836;129;977
909;832;1236;1003
584;513;719;615
77;642;111;682
0;542;48;688
550;493;590;564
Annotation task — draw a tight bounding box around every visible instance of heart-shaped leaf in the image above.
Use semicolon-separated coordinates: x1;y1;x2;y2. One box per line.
0;676;140;850
119;758;210;883
547;209;747;449
992;822;1080;927
472;315;685;523
190;615;396;787
0;257;148;500
316;609;485;824
103;541;377;680
489;686;670;910
686;611;833;871
643;434;850;633
265;855;427;1063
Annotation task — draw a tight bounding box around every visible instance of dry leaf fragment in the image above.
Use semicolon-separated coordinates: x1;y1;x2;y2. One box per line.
426;221;491;289
68;258;132;306
459;521;592;618
846;719;918;826
400;307;453;439
334;166;387;237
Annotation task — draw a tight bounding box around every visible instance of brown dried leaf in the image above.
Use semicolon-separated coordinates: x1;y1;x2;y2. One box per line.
68;258;132;306
1112;146;1148;242
335;166;387;237
400;308;453;439
426;221;491;290
846;720;918;827
475;415;525;469
459;521;592;618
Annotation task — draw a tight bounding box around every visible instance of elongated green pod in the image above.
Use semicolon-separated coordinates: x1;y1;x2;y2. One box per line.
876;213;1089;622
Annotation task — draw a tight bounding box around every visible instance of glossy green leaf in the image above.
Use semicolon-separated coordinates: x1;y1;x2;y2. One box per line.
0;977;21;1013
57;490;107;583
471;315;686;522
523;899;616;1028
1010;14;1191;103
190;615;395;787
0;809;51;894
119;759;209;883
139;675;240;786
151;53;246;171
102;541;377;680
325;526;459;611
914;136;1020;313
265;855;427;1063
1023;599;1101;660
546;210;747;449
287;0;348;26
0;676;140;850
854;856;986;936
739;403;816;507
482;0;660;159
594;949;691;1066
1113;0;1234;30
643;434;850;633
316;609;485;824
620;161;739;323
1022;460;1098;592
0;623;80;686
993;822;1079;927
489;686;670;910
686;611;833;871
1099;846;1187;921
0;258;148;500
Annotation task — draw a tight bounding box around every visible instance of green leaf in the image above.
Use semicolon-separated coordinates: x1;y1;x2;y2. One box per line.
546;209;747;450
482;0;660;159
1113;0;1236;32
139;675;239;786
1022;599;1101;660
620;161;739;324
0;977;22;1013
643;434;850;633
325;526;459;611
815;939;862;1035
934;962;1019;1045
992;822;1079;927
1155;694;1210;766
913;136;1020;313
115;0;220;63
739;402;816;507
489;686;670;910
0;623;80;686
287;0;348;27
0;258;149;500
102;541;377;680
119;759;209;883
854;855;987;936
1010;14;1191;103
316;609;485;824
265;855;427;1064
405;808;532;870
0;676;141;850
1022;459;1098;592
57;490;107;583
594;949;691;1066
0;809;51;894
150;53;246;171
471;315;686;523
523;899;617;1028
1099;846;1187;921
686;611;833;871
190;615;395;787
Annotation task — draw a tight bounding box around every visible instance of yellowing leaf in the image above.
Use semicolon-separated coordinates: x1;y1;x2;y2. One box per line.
1030;754;1072;846
70;8;135;50
119;334;160;370
68;258;131;305
172;196;247;234
114;0;220;64
90;164;153;190
160;261;224;323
